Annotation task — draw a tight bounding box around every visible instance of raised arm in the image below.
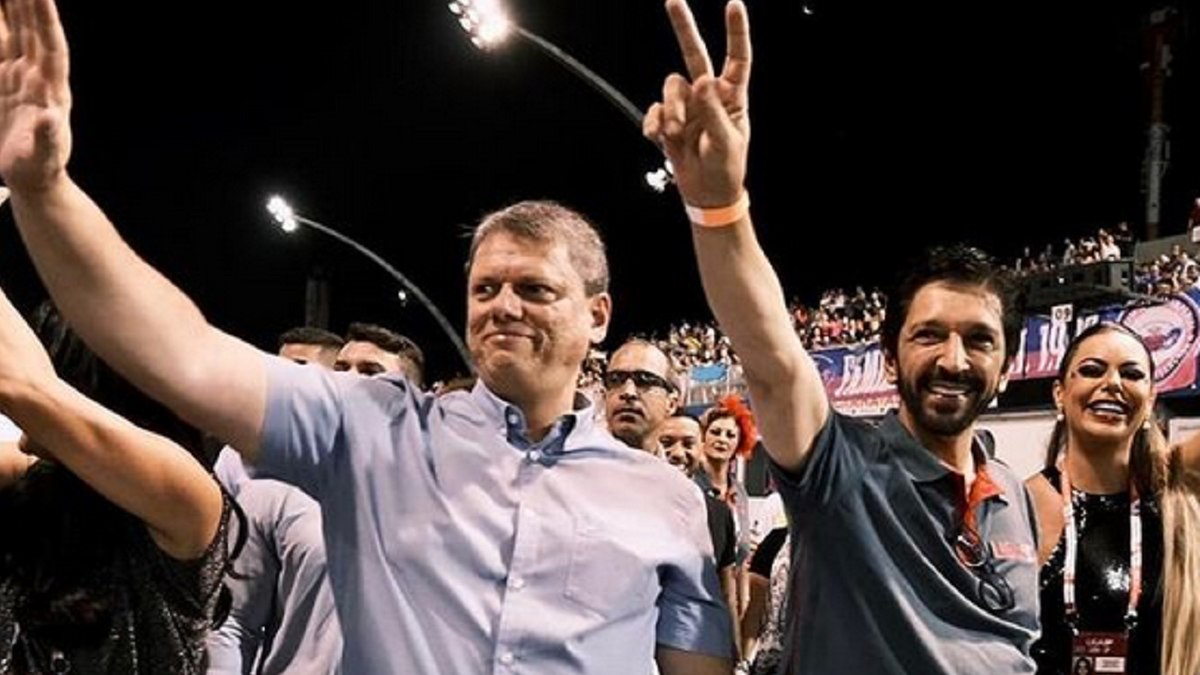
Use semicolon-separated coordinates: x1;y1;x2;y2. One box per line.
645;0;828;472
0;287;222;559
0;0;266;456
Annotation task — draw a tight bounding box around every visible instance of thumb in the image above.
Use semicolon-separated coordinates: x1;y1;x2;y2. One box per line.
33;108;66;159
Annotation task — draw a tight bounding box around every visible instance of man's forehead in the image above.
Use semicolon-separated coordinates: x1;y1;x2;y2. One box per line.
658;418;701;437
280;342;331;359
338;340;397;361
905;281;1004;328
611;342;671;373
471;231;568;269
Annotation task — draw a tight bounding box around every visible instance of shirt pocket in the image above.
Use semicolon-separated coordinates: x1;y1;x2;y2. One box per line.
564;515;658;619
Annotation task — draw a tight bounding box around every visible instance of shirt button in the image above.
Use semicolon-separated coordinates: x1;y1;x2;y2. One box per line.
527;450;542;463
510;576;526;590
507;412;520;425
499;652;515;666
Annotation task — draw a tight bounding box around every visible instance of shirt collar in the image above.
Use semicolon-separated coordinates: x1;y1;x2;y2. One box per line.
878;413;1009;504
469;379;595;453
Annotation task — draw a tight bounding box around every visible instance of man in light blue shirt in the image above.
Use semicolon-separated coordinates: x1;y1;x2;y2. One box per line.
0;23;734;665
253;202;731;673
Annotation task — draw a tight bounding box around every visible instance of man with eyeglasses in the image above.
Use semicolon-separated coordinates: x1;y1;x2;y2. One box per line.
603;338;681;448
643;1;1039;672
600;341;745;661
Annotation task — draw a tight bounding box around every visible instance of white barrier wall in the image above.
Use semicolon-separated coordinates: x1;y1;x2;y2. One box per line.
0;414;19;442
1168;416;1200;446
975;410;1058;480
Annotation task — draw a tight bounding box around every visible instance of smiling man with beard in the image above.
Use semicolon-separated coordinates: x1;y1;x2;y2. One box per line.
641;1;1042;671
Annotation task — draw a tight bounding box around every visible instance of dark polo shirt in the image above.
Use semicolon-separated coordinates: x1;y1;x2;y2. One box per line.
772;412;1040;674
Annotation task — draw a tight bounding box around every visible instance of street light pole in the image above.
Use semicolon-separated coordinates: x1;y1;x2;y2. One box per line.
267;196;474;374
449;0;674;191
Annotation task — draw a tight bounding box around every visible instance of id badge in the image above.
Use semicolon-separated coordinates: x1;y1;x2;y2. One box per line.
1070;631;1129;674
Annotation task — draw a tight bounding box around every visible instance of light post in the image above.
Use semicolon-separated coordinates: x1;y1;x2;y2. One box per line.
448;0;674;191
267;196;474;373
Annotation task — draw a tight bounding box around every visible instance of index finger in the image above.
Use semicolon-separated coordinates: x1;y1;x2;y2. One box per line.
666;0;713;80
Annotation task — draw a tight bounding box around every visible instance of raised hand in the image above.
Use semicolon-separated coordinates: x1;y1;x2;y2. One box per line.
644;0;751;208
0;0;72;193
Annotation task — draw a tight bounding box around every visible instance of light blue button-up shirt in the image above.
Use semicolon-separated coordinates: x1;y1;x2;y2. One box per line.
256;356;731;674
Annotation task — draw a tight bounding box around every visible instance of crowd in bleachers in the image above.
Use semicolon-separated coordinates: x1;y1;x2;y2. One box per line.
1005;220;1200;298
1009;222;1134;274
658;322;738;371
640;217;1200;377
789;287;887;350
1135;244;1200;296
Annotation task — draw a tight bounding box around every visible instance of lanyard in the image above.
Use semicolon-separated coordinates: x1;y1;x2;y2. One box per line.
1060;461;1142;630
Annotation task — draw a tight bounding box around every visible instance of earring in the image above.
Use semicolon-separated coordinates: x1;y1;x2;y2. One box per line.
1055;410;1064;422
1142;418;1152;431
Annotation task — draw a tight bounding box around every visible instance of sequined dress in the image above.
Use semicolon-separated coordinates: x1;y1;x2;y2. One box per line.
0;496;231;674
1032;467;1163;675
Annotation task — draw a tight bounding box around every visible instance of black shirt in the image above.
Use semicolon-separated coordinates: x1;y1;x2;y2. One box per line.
750;527;788;578
1033;467;1164;675
705;493;737;570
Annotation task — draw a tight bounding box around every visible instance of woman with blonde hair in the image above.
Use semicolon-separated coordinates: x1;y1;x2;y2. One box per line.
1027;321;1200;675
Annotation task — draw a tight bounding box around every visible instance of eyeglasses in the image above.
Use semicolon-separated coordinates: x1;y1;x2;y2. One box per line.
948;521;1016;614
603;369;677;393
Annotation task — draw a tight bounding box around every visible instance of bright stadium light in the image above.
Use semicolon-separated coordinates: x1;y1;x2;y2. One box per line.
267;195;299;232
448;0;674;192
266;196;473;373
449;0;511;49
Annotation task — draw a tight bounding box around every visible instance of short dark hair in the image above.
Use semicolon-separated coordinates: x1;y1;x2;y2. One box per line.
344;322;426;383
277;326;344;351
665;411;701;425
880;244;1024;362
465;200;609;296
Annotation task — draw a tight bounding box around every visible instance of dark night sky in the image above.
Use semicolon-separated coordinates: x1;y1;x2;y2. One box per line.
0;1;1195;382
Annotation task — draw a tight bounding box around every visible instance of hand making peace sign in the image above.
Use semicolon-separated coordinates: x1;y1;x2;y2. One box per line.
644;0;751;210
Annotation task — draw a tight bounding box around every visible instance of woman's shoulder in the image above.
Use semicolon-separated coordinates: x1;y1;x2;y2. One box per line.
1025;469;1065;567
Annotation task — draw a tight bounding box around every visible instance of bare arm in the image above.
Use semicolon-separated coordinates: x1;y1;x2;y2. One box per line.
0;287;221;560
645;0;828;471
2;379;223;559
0;0;266;457
1024;474;1063;567
656;646;733;675
720;565;742;661
11;182;268;456
739;571;770;660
